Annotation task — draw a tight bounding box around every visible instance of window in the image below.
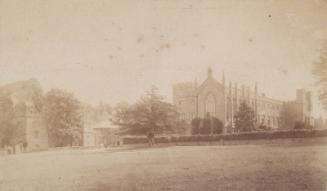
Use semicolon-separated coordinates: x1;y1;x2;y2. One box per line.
205;94;216;117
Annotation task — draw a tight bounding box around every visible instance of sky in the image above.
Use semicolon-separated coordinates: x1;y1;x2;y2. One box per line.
1;0;327;117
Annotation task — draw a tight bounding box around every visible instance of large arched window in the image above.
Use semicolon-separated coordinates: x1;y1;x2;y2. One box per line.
205;93;216;117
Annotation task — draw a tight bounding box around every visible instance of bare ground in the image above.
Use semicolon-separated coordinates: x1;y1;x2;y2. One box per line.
0;140;326;191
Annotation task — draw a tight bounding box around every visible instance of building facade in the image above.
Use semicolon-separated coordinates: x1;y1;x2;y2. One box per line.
173;68;312;132
82;105;121;147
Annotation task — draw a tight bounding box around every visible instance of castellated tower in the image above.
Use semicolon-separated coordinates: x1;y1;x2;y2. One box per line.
0;79;49;151
173;82;198;122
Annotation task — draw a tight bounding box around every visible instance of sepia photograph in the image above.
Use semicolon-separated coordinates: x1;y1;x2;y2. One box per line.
1;0;327;190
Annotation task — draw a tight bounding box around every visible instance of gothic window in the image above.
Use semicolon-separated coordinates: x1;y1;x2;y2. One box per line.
205;93;216;117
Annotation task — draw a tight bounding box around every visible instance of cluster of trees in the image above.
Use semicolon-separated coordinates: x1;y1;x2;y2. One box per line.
0;83;189;152
4;50;327;151
43;89;83;147
111;86;188;135
0;86;84;151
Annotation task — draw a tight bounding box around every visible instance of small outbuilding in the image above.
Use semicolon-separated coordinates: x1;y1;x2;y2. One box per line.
83;120;122;147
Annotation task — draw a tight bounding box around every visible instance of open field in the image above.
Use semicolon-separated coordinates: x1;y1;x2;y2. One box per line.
0;139;327;191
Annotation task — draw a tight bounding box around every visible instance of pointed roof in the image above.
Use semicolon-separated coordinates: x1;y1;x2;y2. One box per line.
196;68;224;94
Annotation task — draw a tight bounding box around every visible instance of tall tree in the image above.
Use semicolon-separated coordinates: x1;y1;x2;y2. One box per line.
234;102;256;132
313;41;327;109
43;89;83;147
111;101;131;128
112;86;181;135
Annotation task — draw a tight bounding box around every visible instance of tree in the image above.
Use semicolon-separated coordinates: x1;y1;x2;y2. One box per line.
201;113;211;134
111;101;131;128
234;102;256;132
172;120;190;135
43;89;83;147
212;117;223;134
191;117;202;135
313;41;327;109
112;86;181;135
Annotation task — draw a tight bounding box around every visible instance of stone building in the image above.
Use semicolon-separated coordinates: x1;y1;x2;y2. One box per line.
173;68;312;132
83;119;120;147
283;89;314;128
82;105;121;147
0;79;48;151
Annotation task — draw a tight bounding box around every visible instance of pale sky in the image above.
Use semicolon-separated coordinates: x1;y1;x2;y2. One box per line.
1;0;327;117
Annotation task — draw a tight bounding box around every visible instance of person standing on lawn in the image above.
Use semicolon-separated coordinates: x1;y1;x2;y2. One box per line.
147;131;155;146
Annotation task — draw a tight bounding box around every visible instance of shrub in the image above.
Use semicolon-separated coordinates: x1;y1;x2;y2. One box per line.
212;117;223;134
191;118;201;135
200;117;211;134
257;125;271;131
294;121;313;130
191;116;223;135
294;121;306;129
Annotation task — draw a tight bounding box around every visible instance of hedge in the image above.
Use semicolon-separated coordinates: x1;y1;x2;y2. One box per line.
122;129;327;145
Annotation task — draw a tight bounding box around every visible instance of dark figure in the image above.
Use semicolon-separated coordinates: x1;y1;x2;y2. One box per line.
147;132;155;146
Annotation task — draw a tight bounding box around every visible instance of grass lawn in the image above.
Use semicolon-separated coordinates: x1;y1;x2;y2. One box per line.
0;139;326;191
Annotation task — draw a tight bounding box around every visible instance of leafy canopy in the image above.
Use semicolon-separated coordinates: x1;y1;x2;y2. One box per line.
112;86;182;135
234;101;256;132
43;89;83;147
